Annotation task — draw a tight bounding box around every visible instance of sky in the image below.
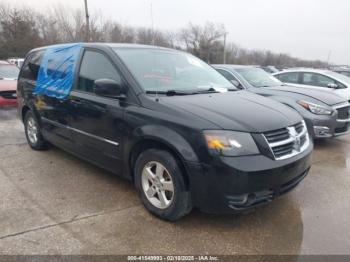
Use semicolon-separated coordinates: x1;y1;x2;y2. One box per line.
7;0;350;65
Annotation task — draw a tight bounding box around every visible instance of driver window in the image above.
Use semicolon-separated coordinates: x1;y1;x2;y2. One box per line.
77;50;122;93
276;72;299;84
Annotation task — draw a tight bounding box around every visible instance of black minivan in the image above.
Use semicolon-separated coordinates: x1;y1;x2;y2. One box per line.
17;43;313;221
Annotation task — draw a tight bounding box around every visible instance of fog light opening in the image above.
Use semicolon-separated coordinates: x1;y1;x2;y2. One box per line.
227;194;249;205
246;193;256;205
314;126;331;137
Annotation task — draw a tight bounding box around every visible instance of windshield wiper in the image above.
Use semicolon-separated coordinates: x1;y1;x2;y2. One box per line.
146;90;197;96
195;87;220;94
146;87;222;96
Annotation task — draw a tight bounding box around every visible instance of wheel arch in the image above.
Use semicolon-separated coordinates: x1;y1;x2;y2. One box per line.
126;126;200;189
21;104;43;128
129;138;192;189
21;105;31;122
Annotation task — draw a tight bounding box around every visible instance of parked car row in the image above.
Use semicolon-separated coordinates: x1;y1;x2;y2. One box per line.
7;57;25;68
214;65;350;138
13;43;349;221
272;69;350;100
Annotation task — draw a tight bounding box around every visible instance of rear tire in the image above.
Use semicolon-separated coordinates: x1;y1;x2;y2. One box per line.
134;149;192;221
24;111;47;150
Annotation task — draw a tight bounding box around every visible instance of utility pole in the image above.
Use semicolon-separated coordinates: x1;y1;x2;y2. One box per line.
326;50;332;66
150;2;155;45
223;32;228;64
84;0;90;42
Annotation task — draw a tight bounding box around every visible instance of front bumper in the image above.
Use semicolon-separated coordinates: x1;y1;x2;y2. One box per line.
303;114;350;138
186;144;313;214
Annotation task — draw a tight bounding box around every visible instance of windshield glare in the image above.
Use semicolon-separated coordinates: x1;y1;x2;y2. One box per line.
114;48;234;93
236;68;283;87
0;65;20;79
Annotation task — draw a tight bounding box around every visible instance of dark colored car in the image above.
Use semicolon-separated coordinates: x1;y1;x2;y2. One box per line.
214;65;350;138
17;43;312;221
334;70;350;78
0;61;19;107
261;66;279;74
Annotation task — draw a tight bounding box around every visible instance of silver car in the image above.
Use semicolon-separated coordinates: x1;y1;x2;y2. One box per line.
334;69;350;78
273;69;350;101
214;65;350;138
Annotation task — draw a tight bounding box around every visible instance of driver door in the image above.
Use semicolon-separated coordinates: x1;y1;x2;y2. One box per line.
66;49;126;175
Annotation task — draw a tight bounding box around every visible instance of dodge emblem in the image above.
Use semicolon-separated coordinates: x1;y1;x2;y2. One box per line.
288;127;301;152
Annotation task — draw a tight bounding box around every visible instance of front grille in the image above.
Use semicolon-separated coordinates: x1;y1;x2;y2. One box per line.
337;106;350;120
294;122;304;133
272;142;294;159
264;128;289;143
0;91;17;99
263;121;310;160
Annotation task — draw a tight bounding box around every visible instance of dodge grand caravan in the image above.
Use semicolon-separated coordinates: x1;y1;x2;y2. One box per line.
17;43;313;221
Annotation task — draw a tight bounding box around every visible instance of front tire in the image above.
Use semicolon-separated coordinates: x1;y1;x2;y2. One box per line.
24;111;47;150
134;149;192;221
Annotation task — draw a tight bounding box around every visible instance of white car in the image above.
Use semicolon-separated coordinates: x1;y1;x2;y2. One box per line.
273;69;350;101
7;58;25;68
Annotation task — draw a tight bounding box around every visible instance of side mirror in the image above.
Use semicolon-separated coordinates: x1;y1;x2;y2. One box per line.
231;80;243;89
327;83;338;89
94;79;125;98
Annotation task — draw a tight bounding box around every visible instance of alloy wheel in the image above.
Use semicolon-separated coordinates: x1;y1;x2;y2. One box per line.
27;116;38;144
141;161;175;209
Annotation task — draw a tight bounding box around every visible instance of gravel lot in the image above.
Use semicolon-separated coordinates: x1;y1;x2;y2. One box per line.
0;108;350;255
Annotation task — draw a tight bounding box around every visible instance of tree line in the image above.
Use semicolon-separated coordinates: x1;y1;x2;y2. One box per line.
0;3;328;68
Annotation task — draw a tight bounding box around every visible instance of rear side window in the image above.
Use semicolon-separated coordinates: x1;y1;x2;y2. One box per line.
76;50;122;93
20;51;44;81
302;73;335;87
276;72;300;84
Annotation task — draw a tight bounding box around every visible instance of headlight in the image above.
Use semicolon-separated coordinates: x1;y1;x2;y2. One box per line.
298;100;333;115
203;130;259;156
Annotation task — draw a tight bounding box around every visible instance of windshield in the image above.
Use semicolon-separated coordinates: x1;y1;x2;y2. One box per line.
0;65;20;79
236;68;283;87
114;48;234;93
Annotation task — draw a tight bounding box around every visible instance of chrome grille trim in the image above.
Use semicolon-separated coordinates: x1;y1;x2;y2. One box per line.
337;118;350;123
263;121;310;161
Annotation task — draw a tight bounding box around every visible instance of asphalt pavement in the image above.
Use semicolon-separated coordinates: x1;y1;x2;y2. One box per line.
0;108;350;255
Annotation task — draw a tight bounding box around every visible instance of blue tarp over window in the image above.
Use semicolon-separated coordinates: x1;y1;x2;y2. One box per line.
34;44;82;99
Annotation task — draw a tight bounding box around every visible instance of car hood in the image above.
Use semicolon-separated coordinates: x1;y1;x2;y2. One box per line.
265;85;345;106
0;80;17;92
162;91;301;132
